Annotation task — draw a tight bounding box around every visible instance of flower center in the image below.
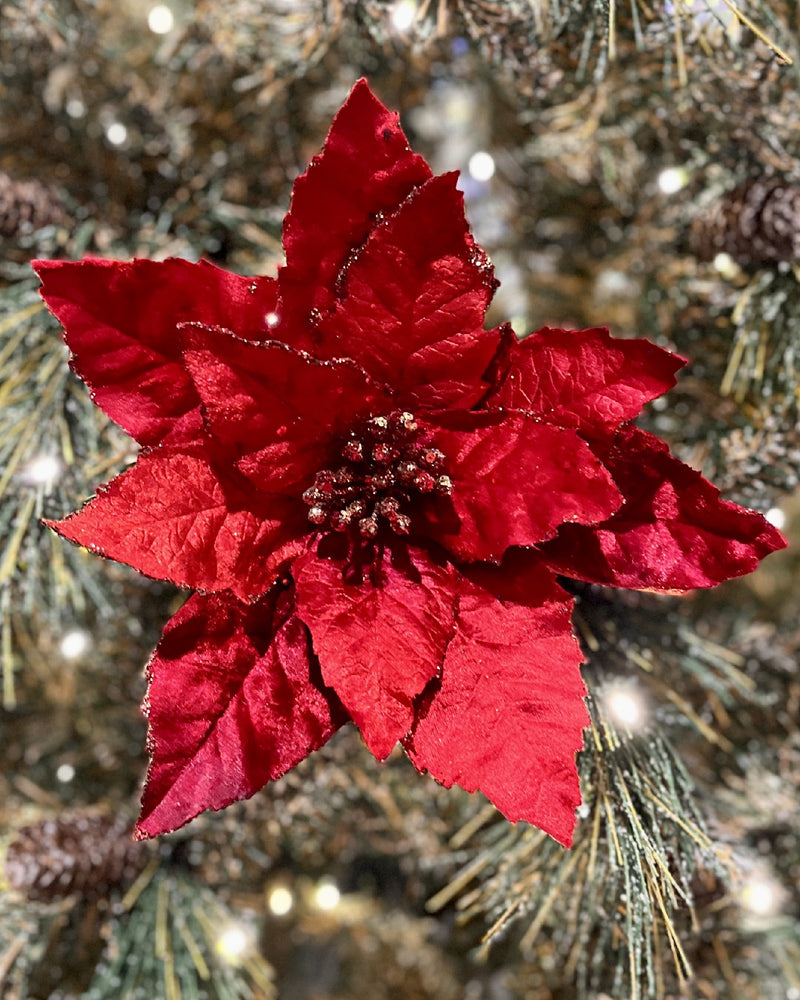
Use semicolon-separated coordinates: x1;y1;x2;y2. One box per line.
302;410;452;538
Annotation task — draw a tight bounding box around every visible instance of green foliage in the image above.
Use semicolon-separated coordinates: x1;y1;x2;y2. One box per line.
722;267;800;419
83;865;275;1000
429;699;719;1000
1;2;798;998
0;280;132;705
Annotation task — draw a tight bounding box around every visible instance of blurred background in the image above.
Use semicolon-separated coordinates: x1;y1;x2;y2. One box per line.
1;1;799;998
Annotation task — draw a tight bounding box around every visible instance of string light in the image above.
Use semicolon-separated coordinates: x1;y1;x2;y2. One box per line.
739;868;785;918
313;877;341;911
147;4;175;34
712;252;737;277
267;885;294;916
657;166;689;195
66;98;86;119
216;923;253;964
468;151;496;183
603;683;648;731
59;629;91;659
105;122;128;147
23;454;62;487
390;0;418;32
765;506;787;531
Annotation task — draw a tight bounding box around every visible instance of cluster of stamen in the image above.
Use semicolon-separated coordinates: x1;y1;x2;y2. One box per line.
302;411;452;538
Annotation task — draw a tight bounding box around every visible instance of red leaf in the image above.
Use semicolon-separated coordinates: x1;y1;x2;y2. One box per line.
541;425;787;590
33;257;278;447
313;173;498;395
137;588;345;838
400;326;507;412
46;442;308;600
293;544;459;760
424;412;623;562
490;326;685;437
280;78;432;338
406;552;588;847
180;324;392;494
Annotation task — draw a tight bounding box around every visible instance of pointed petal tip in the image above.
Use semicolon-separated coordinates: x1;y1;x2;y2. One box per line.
345;76;390;111
41;512;83;544
765;519;789;553
360;728;399;762
494;791;581;848
134;802;191;841
557;828;575;850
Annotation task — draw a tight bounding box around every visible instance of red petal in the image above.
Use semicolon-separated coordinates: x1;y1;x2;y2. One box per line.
46;442;307;600
402;325;508;412
491;326;685;437
33;257;278;447
280;78;432;338
313;173;497;392
181;324;392;494
406;553;588;847
293;544;459;760
137;588;345;838
425;412;623;562
542;425;787;591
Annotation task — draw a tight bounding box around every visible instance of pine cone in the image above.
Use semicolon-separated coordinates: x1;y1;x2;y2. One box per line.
691;179;800;266
5;812;146;902
0;172;65;239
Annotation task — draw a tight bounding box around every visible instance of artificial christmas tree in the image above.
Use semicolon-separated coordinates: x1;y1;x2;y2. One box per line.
2;2;798;998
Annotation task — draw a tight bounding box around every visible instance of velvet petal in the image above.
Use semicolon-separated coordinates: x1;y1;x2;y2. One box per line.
293;544;459;760
137;588;345;839
491;326;685;437
180;324;392;494
313;173;497;392
402;325;508;412
426;412;623;563
46;443;307;600
542;425;787;591
280;78;432;339
33;257;278;447
406;553;588;848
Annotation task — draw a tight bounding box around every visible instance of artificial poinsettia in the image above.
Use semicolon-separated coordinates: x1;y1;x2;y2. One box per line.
34;79;785;848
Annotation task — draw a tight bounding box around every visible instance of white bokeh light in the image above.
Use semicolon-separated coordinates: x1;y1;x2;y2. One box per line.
147;4;175;34
60;629;91;660
66;98;86;119
56;763;76;783
739;869;784;917
713;252;736;276
24;454;62;486
105;122;128;147
216;924;252;963
390;0;417;32
468;151;496;183
265;311;280;329
657;166;689;195
765;506;786;531
267;885;294;916
313;878;341;911
604;684;648;730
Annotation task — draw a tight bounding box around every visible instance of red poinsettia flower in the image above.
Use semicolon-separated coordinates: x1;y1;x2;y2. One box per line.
34;80;785;848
